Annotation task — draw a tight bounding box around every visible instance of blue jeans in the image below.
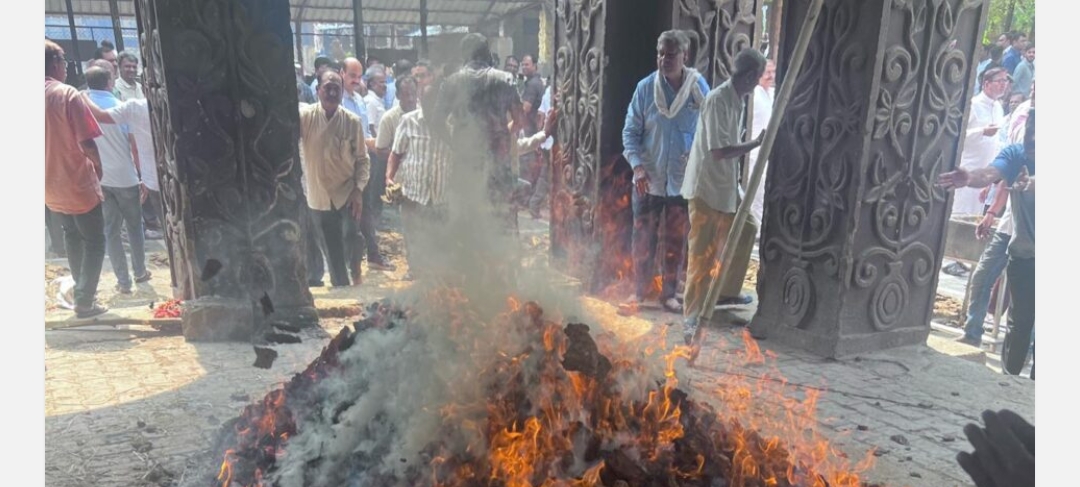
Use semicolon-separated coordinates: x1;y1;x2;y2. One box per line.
962;231;1010;341
103;185;147;288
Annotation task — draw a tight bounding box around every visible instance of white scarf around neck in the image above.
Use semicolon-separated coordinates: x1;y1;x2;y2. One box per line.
655;67;704;119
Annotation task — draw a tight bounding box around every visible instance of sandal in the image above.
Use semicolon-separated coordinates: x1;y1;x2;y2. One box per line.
135;271;153;283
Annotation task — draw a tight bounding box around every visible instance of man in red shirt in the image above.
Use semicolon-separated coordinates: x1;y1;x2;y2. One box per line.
45;39;109;318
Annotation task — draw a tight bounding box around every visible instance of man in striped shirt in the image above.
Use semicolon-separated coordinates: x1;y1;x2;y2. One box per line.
386;84;451;278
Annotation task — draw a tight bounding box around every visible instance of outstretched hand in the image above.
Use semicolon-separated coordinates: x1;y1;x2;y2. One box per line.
937;169;970;191
956;409;1034;487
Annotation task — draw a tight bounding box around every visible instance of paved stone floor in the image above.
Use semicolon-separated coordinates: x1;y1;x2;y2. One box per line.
44;215;1034;487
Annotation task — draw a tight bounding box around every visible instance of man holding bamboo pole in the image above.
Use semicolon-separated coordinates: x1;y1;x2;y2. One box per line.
680;49;768;344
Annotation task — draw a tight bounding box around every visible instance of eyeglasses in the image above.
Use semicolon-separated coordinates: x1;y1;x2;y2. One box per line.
989;77;1011;84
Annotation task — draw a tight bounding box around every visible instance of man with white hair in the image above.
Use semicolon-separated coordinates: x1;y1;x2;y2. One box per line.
363;65;388;138
680;48;768;344
621;30;710;314
944;67;1009;276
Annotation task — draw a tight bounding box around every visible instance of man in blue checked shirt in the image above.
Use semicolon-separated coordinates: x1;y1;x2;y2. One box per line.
621;30;709;314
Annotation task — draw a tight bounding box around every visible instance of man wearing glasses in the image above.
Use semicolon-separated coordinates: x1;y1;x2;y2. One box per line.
943;67;1009;276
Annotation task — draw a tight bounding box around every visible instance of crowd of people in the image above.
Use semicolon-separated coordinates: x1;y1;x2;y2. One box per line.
44;27;1035;375
940;30;1036;380
44;34;557;314
44;39;158;318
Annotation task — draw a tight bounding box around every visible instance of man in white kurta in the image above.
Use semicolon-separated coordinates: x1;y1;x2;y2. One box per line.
952;67;1008;217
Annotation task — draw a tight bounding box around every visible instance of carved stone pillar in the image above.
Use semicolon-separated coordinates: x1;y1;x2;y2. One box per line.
135;0;316;341
752;0;989;357
672;0;762;87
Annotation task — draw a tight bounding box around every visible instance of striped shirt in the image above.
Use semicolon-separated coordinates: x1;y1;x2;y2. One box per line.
392;109;451;206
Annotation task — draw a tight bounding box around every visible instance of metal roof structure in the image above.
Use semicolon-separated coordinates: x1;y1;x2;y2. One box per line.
44;0;542;26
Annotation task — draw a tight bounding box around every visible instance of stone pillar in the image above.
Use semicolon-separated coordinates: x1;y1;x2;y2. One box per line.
135;0;316;341
752;0;989;357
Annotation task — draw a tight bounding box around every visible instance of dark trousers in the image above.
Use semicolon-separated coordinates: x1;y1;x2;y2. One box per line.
46;206;66;256
302;205;327;283
631;193;689;301
317;204;361;287
1001;257;1035;377
354;153;386;264
527;150;551;214
400;199;445;277
54;204;106;308
142;189;163;232
103;185;148;288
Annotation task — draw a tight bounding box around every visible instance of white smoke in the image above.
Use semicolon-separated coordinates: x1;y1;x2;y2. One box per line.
271;72;598;486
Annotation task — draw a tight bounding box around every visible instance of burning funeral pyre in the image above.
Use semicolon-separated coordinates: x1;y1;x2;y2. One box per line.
211;287;874;487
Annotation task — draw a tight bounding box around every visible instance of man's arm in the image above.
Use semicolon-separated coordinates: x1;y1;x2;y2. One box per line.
80;139;103;179
621;85;646;169
386;151;404;185
710;134;764;162
508;95;526;134
350;131;372;221
81;93;117;124
938;165;1004;190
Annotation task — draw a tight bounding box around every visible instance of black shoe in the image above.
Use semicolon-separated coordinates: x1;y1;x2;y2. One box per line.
955;335;982;347
716;294;754;307
942;262;970;277
368;259;396;272
75;303;109;319
307;280;325;287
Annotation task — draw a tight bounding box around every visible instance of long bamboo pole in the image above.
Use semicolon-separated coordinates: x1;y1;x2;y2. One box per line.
709;0;825;305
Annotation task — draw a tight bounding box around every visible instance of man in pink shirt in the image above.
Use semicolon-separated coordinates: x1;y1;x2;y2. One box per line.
45;39;109;318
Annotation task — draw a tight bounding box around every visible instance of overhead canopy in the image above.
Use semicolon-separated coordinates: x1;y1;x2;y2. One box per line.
45;0;541;26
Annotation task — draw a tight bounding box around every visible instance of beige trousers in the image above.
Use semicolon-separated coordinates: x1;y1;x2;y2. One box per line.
682;197;758;321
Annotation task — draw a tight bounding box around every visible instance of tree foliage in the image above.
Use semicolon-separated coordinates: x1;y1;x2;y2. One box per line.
982;0;1035;45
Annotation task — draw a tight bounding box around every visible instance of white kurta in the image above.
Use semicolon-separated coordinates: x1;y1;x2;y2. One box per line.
952;92;1004;216
749;84;774;226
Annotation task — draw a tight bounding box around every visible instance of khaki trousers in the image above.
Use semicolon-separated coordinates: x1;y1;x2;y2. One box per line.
683;197;758;322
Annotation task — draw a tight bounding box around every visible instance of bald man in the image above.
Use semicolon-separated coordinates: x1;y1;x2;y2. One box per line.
340;58;395;271
340;58;373;142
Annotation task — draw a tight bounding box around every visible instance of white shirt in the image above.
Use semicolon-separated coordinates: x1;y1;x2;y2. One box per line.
115;77;144;101
960;93;1005;171
952;92;1004;216
106;99;158;191
88;90;140;189
748;84;774;224
681;81;744;213
539;86;553;150
364;91;386;138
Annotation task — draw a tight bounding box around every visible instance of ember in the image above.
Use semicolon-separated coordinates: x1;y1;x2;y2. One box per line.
212;293;872;487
